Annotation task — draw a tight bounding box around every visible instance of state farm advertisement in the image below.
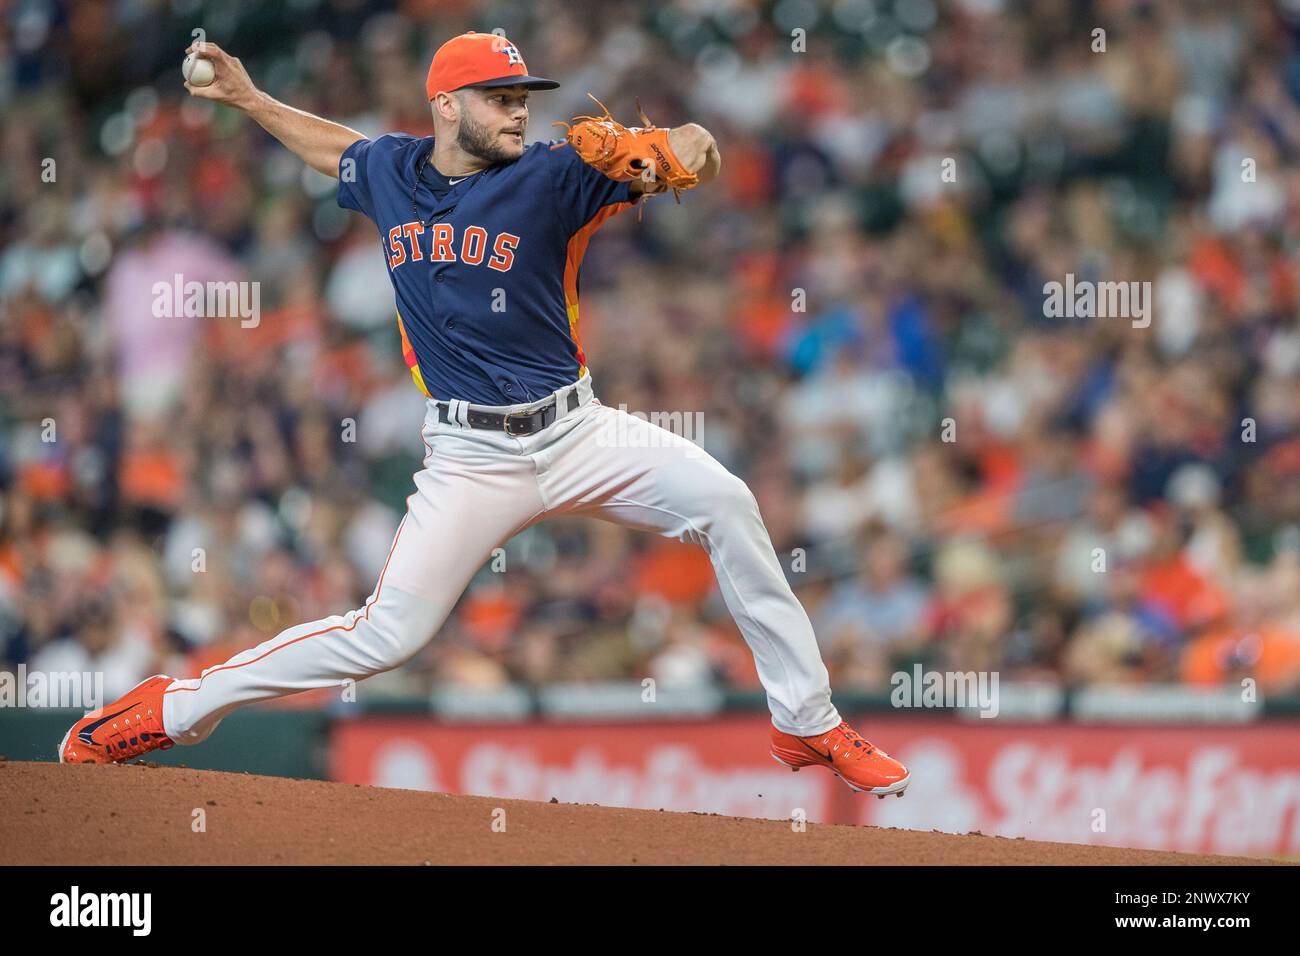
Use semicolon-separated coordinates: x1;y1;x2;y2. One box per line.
330;715;1300;857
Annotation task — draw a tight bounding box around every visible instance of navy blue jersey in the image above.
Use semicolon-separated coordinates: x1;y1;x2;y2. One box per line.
337;134;638;405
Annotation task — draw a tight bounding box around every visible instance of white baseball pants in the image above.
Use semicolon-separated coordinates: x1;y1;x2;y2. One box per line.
163;373;841;742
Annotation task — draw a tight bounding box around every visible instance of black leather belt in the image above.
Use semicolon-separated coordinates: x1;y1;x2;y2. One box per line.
435;389;582;436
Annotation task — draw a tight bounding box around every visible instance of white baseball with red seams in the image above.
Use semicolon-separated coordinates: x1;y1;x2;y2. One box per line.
182;52;215;87
162;371;844;743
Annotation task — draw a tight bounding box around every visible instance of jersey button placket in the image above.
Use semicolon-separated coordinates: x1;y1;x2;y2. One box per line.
432;261;453;333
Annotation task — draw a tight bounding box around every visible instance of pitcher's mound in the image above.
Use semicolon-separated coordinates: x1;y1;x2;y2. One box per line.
0;762;1273;865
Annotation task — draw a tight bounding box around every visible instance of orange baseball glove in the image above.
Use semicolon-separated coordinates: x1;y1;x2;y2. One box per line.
554;95;700;201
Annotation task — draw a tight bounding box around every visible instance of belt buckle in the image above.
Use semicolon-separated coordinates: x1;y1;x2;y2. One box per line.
506;396;556;436
503;413;527;436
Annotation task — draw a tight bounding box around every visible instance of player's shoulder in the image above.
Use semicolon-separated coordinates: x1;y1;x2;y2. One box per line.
361;132;434;162
340;132;434;194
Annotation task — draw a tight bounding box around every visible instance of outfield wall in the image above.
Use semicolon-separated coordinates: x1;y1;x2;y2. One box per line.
330;714;1300;858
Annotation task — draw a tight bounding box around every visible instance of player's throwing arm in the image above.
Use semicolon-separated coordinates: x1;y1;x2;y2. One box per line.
182;41;364;177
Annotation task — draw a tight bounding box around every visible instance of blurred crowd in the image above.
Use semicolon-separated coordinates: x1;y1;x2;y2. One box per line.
3;0;1300;704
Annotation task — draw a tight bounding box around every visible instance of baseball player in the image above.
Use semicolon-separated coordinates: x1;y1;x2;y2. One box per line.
60;32;910;799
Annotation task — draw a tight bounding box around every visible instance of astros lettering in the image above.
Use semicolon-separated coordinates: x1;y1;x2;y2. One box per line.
385;221;518;271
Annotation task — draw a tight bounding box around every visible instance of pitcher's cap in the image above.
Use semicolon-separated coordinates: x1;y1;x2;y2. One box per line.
425;32;559;100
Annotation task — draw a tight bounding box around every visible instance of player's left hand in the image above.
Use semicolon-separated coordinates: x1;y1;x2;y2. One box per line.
664;124;719;181
557;96;718;200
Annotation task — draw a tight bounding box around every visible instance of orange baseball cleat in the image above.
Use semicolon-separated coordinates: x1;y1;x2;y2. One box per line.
59;675;177;764
770;720;910;798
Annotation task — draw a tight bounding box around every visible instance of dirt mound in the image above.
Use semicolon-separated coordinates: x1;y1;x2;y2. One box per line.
0;762;1276;865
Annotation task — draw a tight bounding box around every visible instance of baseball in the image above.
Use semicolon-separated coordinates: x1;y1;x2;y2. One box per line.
183;52;215;87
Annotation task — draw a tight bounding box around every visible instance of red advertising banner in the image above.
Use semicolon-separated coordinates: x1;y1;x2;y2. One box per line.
330;715;1300;857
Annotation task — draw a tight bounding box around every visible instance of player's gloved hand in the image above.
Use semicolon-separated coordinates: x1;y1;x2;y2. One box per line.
554;96;701;201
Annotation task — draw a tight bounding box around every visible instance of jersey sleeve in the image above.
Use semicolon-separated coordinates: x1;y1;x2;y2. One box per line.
545;141;638;235
337;133;415;222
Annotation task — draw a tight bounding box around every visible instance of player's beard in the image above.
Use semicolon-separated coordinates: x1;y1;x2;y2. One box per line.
457;112;522;165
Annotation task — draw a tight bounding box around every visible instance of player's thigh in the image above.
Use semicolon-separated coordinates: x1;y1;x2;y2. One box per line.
554;404;757;538
377;432;546;601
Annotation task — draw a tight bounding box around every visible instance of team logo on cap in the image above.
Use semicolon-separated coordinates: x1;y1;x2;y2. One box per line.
498;42;522;66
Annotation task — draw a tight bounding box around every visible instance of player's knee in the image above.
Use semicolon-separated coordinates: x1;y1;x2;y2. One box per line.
367;620;425;671
359;591;444;671
699;468;761;528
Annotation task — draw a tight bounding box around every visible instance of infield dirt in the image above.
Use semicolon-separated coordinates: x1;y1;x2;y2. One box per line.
0;761;1282;865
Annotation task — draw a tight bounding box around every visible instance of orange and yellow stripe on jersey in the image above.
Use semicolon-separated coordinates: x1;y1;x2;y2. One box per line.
563;200;633;373
395;311;431;398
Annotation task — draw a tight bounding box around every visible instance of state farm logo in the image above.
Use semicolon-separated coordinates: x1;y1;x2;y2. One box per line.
867;738;1300;856
986;744;1300;855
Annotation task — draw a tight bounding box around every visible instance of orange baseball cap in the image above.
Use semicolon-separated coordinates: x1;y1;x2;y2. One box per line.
425;31;559;100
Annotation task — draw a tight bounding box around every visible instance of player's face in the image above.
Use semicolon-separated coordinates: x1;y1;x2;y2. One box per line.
458;86;529;163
